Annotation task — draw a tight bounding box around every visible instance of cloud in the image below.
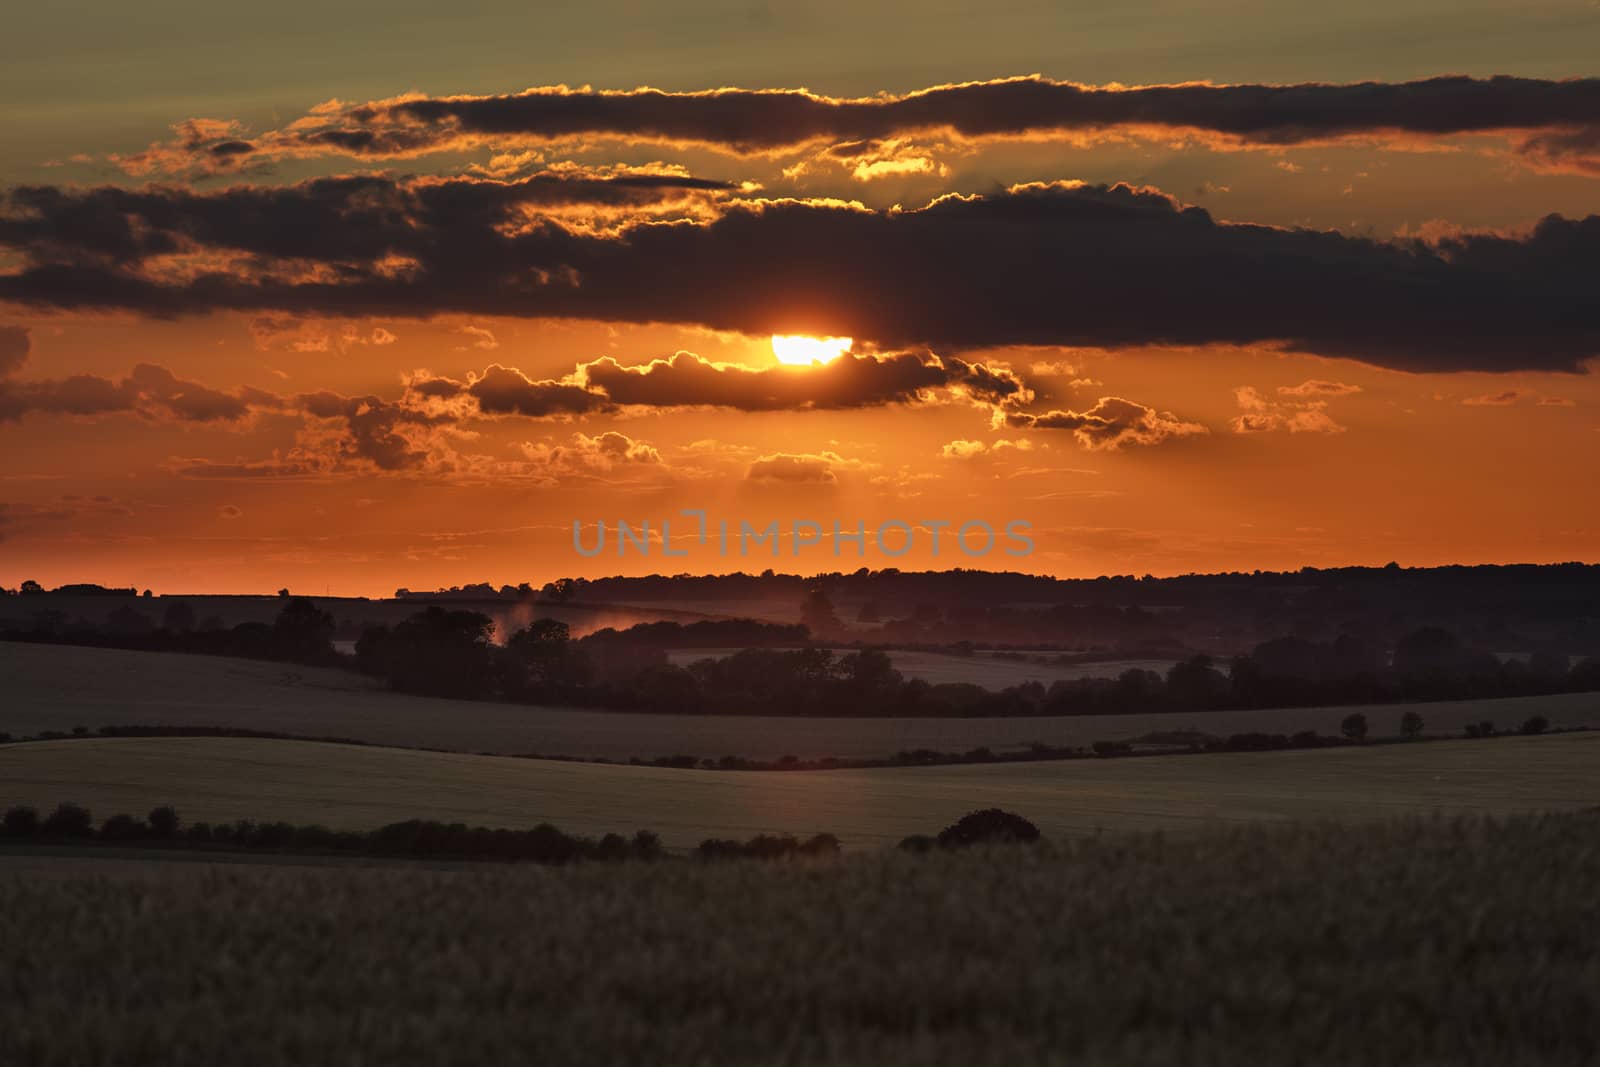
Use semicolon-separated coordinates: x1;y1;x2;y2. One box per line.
457;325;499;350
746;451;856;483
1007;396;1208;450
7;180;1598;373
1462;389;1524;406
132;76;1600;174
577;349;1029;412
0;359;271;424
1230;385;1349;434
517;431;663;483
1278;379;1362;397
940;438;1035;459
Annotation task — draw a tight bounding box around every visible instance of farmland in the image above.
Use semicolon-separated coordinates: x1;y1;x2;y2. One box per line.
4;812;1598;1066
4;732;1598;849
6;642;1600;762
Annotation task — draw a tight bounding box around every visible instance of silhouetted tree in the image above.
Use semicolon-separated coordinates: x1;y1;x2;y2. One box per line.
383;607;497;698
1340;713;1369;742
271;597;336;663
2;805;39;837
1400;711;1424;740
148;805;180;838
800;590;842;638
42;802;93;837
1521;715;1550;736
504;618;591;698
936;809;1040;848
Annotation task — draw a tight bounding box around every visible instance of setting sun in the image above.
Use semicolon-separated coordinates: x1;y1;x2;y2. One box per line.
771;334;853;366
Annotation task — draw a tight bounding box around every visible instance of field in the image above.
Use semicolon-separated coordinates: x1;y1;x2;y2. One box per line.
4;812;1598;1065
4;732;1598;849
666;646;1179;688
7;642;1600;762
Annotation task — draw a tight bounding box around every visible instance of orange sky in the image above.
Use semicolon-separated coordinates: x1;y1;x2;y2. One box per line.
2;8;1598;595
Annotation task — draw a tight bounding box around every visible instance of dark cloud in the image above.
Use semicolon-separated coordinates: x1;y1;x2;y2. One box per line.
578;350;1028;411
0;170;736;266
164;76;1600;167
0;360;265;423
1007;396;1208;450
467;365;612;418
4;180;1600;373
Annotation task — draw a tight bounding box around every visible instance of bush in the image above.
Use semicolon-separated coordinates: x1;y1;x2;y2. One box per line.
897;834;938;853
630;829;663;861
1340;713;1369;743
1465;720;1497;739
1521;715;1550;736
42;802;94;837
936;809;1041;849
2;805;40;838
1400;711;1424;740
798;833;841;857
147;805;180;839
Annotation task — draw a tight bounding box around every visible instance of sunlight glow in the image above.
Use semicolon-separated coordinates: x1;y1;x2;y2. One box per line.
771;334;853;366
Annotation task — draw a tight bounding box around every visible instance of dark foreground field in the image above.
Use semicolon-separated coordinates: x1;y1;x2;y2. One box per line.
3;813;1597;1066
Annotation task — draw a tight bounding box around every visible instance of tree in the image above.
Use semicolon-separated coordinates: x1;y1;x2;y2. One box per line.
1399;710;1424;740
936;809;1041;848
800;590;842;638
384;607;497;698
271;597;336;662
504;618;591;697
148;805;180;838
1340;712;1369;742
42;802;94;837
2;805;40;837
1521;715;1550;736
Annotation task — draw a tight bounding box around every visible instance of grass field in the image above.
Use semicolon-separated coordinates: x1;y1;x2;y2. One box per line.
7;642;1600;762
3;812;1597;1065
4;732;1598;849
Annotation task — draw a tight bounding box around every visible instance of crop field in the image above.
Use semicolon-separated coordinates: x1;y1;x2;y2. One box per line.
665;646;1179;688
3;732;1598;849
3;812;1597;1066
7;642;1600;763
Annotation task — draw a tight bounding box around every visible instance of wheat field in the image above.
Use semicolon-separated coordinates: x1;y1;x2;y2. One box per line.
6;642;1599;763
3;813;1598;1066
4;732;1598;849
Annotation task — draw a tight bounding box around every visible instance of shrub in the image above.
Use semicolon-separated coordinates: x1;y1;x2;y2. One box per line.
1465;720;1497;739
1340;713;1369;743
630;829;662;861
1521;715;1550;736
1400;711;1424;740
936;809;1041;849
798;833;841;857
897;834;937;853
42;802;94;837
2;805;40;838
147;805;180;839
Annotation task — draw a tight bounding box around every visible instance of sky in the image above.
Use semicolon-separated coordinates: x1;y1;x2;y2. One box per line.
2;1;1598;596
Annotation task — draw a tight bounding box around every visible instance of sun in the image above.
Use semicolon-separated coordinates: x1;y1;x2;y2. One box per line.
771;334;853;366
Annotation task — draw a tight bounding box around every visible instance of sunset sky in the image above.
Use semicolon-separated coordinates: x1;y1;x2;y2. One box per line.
2;1;1598;596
